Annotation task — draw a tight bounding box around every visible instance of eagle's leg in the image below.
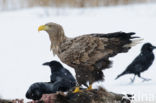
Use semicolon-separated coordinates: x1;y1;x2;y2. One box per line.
73;86;82;93
87;84;92;90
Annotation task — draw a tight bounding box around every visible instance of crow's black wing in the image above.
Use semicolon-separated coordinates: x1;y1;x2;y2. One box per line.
50;79;75;92
125;54;146;73
61;68;76;82
50;74;57;83
50;69;75;81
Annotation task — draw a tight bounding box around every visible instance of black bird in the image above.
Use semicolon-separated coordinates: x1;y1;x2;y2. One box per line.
26;61;76;100
115;43;156;83
43;60;76;88
26;82;54;100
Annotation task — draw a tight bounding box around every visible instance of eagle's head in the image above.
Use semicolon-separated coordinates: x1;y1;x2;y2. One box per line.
38;22;63;36
38;22;66;54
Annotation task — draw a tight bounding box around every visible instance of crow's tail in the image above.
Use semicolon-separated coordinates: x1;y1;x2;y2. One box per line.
115;71;127;80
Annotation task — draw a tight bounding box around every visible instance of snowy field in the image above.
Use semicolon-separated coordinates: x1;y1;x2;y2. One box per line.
0;3;156;102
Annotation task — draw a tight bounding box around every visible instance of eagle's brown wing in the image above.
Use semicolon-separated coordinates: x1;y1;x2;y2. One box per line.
58;32;139;70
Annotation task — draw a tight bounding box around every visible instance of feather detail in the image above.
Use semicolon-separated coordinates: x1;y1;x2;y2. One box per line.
123;38;143;48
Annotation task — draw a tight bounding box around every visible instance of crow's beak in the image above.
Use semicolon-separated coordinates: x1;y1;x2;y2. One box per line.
43;62;50;66
152;46;156;49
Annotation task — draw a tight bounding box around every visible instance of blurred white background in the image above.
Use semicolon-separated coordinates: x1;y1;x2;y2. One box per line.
0;0;156;102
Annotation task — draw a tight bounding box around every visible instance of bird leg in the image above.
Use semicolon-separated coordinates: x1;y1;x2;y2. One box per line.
73;86;82;93
140;77;151;82
138;74;151;82
86;84;92;91
130;75;136;83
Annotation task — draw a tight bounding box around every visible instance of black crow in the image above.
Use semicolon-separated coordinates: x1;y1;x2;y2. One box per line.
26;82;54;100
26;81;76;100
43;60;76;88
115;43;156;83
26;61;76;100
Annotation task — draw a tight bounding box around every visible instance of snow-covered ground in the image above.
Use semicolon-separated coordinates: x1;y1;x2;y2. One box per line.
0;3;156;102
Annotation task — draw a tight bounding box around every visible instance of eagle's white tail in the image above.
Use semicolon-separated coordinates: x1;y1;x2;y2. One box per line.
123;38;143;48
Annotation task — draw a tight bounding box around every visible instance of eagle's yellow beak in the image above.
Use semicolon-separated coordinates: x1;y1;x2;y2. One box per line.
38;25;48;32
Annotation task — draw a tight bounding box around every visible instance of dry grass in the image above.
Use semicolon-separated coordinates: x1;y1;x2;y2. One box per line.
0;0;155;11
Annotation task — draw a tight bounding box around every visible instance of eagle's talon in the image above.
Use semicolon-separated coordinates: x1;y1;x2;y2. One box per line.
86;85;92;91
73;87;82;93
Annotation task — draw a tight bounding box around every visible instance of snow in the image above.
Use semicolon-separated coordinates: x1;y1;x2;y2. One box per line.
0;3;156;102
